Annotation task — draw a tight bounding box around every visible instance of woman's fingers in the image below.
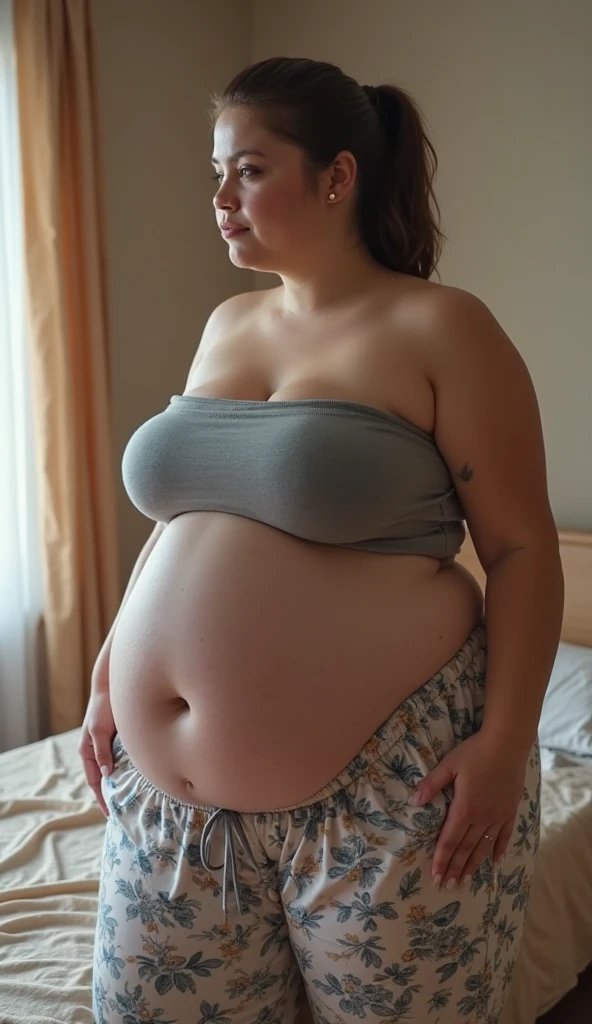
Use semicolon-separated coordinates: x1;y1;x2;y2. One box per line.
438;823;495;888
431;802;473;883
449;827;499;886
77;728;110;818
437;820;517;888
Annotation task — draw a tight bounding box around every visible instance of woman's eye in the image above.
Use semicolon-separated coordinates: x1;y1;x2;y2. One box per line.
211;167;258;184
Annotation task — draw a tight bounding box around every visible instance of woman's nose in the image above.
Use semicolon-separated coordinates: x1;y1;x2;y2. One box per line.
213;183;237;211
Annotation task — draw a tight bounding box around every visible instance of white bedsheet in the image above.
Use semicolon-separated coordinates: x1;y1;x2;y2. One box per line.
0;729;591;1023
499;748;592;1023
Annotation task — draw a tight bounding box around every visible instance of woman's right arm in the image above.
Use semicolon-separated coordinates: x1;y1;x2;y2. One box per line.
91;519;167;693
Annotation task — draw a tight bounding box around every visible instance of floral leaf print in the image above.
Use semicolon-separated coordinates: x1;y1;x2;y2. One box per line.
109;978;177;1023
391;987;414;1018
436;961;458;982
196;999;235;1024
290;938;314;976
142;805;177;840
516;799;539;853
115;877;201;930
331;890;398;932
404;901;477;971
333;899;353;924
431;902;461;929
502;957;517;991
291;802;338;845
457;962;495;1017
128;933;225;999
450;707;475;741
510;876;531;914
288;850;324;900
426;702;448;721
98;941;126;980
182;838;206;869
143;833;179;869
258;911;292;961
285;902;326;941
328;835;385;889
428;987;452;1012
313;971;343;997
410;804;445;837
381;753;424;788
115;878;137;902
374;961;419;987
104;835;122;874
155;889;203;929
187;918;260;965
495;915;518;951
128;846;153;876
354;796;412;833
97;900;118;943
472;855;495;894
500;866;525;898
225;963;281;1001
118;829;135;856
313;971;416;1020
458;936;486;968
326;931;387;969
483;895;502;933
398;867;422;901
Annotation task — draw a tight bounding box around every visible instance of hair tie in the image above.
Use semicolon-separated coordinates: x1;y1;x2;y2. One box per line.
362;84;381;111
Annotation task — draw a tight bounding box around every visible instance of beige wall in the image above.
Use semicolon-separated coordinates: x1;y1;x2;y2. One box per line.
93;0;591;583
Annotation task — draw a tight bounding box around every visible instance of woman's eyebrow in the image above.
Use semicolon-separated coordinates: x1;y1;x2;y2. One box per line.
211;149;266;165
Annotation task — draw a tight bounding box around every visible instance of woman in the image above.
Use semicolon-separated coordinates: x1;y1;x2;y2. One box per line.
83;57;564;1024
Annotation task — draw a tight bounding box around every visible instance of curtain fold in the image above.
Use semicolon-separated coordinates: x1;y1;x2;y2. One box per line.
13;0;120;737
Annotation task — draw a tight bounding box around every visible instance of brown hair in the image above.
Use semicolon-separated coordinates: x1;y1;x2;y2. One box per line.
209;56;445;280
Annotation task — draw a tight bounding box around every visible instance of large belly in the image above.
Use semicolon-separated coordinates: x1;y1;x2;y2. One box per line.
109;513;484;811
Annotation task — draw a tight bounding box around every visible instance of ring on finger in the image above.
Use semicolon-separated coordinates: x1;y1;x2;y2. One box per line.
484;833;496;842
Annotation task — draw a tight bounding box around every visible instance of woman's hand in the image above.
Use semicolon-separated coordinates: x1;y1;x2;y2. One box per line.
78;685;116;818
409;730;528;888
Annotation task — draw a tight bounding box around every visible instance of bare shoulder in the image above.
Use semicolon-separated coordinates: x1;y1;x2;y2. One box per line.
391;278;524;379
182;290;263;387
202;288;263;337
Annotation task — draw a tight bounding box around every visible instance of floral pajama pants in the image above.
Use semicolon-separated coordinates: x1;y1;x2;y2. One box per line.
92;620;540;1023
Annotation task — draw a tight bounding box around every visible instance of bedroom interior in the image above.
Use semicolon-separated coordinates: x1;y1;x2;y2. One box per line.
0;1;590;1022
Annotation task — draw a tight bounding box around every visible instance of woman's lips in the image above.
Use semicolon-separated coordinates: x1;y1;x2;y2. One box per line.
220;225;249;238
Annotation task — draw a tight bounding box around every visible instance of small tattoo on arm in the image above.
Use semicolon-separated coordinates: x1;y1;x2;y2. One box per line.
458;463;474;482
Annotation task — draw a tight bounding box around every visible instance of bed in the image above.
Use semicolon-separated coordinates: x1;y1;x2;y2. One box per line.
0;530;591;1024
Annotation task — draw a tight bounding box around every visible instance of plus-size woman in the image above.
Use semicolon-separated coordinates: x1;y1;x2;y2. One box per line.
82;57;564;1024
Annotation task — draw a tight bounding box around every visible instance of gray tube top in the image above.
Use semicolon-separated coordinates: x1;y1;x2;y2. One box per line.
121;395;466;559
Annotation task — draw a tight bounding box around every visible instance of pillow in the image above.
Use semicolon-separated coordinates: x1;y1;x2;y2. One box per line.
538;641;592;758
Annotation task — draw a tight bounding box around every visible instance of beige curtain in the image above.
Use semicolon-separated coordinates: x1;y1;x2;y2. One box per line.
13;0;120;736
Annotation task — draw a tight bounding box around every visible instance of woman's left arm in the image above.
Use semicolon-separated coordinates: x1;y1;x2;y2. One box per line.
408;287;565;887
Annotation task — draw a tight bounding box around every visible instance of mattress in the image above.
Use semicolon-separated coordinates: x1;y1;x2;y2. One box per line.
0;729;591;1024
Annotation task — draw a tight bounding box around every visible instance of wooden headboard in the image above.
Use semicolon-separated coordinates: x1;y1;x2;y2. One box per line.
456;529;592;648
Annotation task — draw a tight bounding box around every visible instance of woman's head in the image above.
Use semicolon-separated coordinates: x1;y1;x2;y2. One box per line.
208;57;444;281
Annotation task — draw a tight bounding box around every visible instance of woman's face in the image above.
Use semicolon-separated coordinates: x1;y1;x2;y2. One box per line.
211;107;330;274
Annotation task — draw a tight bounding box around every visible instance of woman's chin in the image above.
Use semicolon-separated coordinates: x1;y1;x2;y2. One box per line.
228;250;255;269
228;241;272;272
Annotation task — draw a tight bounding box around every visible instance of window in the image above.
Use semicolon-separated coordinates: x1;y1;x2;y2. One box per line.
0;0;44;750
